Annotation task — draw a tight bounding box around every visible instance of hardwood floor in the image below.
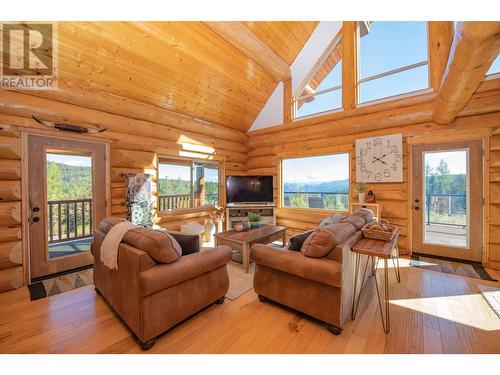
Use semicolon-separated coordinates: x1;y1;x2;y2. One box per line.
0;258;499;354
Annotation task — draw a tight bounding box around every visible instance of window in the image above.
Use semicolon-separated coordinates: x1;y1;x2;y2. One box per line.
157;158;219;212
487;54;500;76
293;33;342;118
281;153;350;211
358;21;429;103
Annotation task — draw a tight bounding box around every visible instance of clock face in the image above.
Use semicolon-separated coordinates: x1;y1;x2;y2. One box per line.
356;134;403;183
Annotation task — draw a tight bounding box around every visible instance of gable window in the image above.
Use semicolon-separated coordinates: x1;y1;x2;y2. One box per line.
487;54;500;76
157;158;219;212
357;21;429;104
281;153;350;211
293;32;342;118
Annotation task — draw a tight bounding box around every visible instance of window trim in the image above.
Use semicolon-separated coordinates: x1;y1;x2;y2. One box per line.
280;151;351;213
157;156;221;214
356;21;430;105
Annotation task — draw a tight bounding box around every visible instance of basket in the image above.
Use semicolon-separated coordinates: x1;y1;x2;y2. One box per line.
361;219;397;241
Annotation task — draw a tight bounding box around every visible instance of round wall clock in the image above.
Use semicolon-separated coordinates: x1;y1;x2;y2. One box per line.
355;134;403;182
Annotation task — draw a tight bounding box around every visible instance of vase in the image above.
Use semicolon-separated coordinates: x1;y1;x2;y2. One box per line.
358;192;366;203
203;218;215;242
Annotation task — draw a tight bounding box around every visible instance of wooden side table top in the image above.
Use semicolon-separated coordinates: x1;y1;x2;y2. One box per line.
214;224;287;245
351;227;400;259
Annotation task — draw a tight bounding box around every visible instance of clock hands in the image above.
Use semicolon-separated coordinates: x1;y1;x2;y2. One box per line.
372;155;388;165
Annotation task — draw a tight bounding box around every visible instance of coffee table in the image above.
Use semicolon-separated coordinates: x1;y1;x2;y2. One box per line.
214;225;287;273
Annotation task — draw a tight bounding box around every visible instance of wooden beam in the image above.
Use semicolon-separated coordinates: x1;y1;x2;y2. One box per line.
202;22;291;82
22;82;248;144
283;79;293;123
0;90;247;154
342;21;358;110
434;21;500;124
428;21;454;91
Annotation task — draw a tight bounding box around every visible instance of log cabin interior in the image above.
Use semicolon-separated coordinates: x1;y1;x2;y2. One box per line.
1;2;500;366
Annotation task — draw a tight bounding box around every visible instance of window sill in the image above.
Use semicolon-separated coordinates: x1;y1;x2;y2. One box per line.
356;87;434;109
484;72;500;81
292;107;343;122
158;206;216;216
278;207;350;215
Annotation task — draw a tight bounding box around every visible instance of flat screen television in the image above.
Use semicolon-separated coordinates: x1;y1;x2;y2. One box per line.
226;175;273;204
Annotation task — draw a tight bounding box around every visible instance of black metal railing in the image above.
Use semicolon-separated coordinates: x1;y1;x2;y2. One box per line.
47;198;93;244
283;191;349;210
425;193;466;228
159;193;219;211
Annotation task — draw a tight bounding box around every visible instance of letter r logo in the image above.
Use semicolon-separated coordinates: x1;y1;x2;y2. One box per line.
2;23;54;76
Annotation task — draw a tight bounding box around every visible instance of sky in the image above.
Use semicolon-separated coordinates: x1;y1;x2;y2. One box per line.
46;153;92;167
282;153;349;183
488;54;500;75
424;151;467;175
298;21;430;117
298;22;499;119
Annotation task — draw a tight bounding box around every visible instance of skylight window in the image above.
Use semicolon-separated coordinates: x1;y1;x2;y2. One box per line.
293;33;342;118
357;21;429;104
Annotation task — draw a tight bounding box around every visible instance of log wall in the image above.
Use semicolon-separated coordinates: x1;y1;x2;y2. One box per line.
0;131;23;292
0;91;247;292
245;80;500;267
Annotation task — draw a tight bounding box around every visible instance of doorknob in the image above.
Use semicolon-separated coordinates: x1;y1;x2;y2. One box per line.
32;217;40;222
414;207;420;211
414;199;420;203
32;207;40;212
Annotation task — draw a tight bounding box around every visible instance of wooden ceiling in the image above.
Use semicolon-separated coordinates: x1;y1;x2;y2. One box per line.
50;21;318;132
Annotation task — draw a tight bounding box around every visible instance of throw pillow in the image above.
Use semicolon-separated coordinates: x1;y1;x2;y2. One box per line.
99;217;182;263
288;230;314;251
318;214;345;228
321;222;356;244
352;208;374;223
341;214;366;230
300;227;337;258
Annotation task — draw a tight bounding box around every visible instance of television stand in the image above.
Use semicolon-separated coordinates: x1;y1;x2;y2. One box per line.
225;204;276;230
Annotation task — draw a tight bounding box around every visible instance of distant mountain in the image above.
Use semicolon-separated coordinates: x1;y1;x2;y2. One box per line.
284;179;349;193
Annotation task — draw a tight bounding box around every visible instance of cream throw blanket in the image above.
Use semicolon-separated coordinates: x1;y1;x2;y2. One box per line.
100;221;139;270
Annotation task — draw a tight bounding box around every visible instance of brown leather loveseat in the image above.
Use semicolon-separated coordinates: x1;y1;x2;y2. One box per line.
91;217;232;350
250;209;373;334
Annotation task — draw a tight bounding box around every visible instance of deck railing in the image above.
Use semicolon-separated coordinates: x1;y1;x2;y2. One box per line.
47;198;93;244
158;193;219;211
283;191;349;210
425;193;466;228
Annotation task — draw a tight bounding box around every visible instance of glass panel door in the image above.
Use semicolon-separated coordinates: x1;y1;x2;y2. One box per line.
28;135;107;279
411;141;482;262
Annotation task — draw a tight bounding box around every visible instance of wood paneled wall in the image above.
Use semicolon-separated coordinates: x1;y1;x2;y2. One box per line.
0;91;247;292
245;80;500;267
489;130;500;269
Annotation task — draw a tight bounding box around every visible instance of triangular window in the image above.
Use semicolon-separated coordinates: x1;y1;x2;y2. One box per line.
293;30;343;118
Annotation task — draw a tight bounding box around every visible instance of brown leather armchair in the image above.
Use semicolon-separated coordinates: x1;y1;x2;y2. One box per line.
91;217;232;350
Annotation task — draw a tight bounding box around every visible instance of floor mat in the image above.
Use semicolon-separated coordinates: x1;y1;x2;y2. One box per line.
226;261;254;300
28;267;93;301
410;253;497;281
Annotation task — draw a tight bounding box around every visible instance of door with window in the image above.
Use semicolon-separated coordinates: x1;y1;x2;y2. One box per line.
411;141;483;262
28;135;108;279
